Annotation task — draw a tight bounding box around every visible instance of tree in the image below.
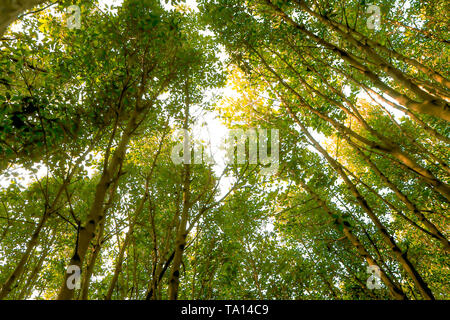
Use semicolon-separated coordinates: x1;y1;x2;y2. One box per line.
0;0;448;301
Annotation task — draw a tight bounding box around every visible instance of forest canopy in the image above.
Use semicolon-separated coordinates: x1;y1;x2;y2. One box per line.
0;0;448;300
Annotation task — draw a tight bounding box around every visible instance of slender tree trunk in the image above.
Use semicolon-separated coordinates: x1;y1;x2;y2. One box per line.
105;193;147;300
56;80;157;300
79;167;125;300
292;0;450;91
264;0;450;121
297;237;341;299
168;79;191;300
251;43;450;201
0;0;48;36
79;217;106;300
145;203;179;300
0;178;69;299
17;234;54;300
271;44;449;179
146;251;175;300
312;53;450;144
336;251;380;299
0;212;48;299
286;103;434;299
342;163;449;251
297;178;407;300
347;140;450;251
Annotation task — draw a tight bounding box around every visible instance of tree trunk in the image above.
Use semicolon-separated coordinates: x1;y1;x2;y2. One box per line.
286;103;435;300
57;85;155;300
298;178;407;300
105;193;147;300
